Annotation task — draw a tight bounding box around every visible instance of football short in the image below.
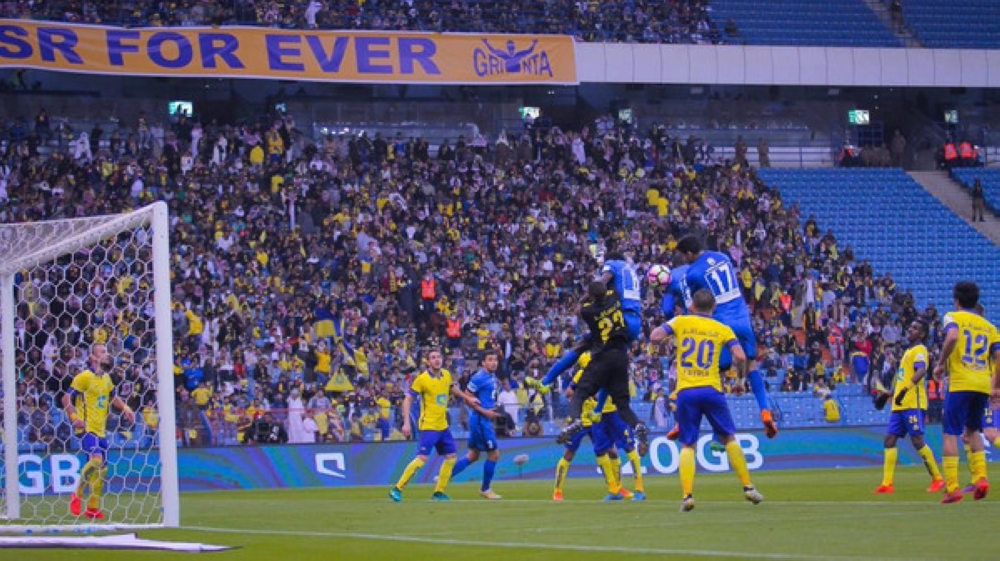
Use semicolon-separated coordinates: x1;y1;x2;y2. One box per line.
623;309;642;343
573;347;630;405
718;318;758;370
943;391;989;436
467;415;498;452
676;386;737;446
81;433;109;459
886;409;925;437
417;429;457;456
598;411;635;453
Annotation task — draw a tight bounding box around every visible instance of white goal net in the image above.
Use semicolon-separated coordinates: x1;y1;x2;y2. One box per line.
0;202;178;532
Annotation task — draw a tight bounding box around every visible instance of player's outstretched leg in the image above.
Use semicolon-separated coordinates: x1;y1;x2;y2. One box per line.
391;456;426;502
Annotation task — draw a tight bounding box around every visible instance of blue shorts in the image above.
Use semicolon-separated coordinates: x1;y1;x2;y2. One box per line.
719;319;757;370
676;386;737;446
417;429;457;456
597;411;635;453
624;309;642;343
943;391;989;436
81;433;109;459
467;415;498;452
886;409;925;437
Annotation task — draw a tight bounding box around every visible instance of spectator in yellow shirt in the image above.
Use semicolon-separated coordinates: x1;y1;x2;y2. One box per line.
823;396;841;423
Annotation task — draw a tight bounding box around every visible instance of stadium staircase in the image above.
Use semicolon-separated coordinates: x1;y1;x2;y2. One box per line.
757;168;1000;318
710;0;902;47
908;171;1000;245
858;0;922;47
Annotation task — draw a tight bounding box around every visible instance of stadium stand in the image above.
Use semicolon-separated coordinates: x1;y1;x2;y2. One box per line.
0;0;719;44
901;0;1000;49
5;102;937;447
710;0;903;47
952;169;1000;215
758;168;1000;317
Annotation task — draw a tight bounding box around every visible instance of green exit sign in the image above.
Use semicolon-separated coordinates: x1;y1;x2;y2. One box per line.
848;109;870;125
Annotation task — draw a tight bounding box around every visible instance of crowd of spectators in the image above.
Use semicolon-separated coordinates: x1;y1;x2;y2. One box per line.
2;98;947;449
0;0;719;44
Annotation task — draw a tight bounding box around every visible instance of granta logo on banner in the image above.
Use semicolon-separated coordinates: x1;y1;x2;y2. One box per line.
473;38;553;78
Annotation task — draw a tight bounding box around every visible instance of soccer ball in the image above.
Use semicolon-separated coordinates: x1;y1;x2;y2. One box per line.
647;264;672;287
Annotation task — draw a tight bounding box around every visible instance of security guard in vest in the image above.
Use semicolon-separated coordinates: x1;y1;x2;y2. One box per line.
959;139;974;168
943;140;958;170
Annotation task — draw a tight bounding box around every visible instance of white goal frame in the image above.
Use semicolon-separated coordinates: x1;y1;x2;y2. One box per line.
0;201;179;531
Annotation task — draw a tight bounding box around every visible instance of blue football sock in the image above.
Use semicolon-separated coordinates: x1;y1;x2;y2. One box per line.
748;369;769;411
482;460;497;492
452;457;472;478
543;349;580;386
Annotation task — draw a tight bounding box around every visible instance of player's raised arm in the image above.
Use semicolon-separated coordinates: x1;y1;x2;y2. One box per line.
650;322;674;343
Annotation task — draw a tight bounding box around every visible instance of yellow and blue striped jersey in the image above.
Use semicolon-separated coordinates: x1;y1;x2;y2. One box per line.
664;314;739;393
943;310;1000;394
70;369;115;438
408;368;453;431
892;344;928;411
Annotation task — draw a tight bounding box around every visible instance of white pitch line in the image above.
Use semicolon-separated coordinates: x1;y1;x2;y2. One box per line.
182;525;935;561
368;498;994;507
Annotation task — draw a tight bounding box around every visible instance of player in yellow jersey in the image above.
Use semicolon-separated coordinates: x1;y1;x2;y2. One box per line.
651;289;763;512
874;321;945;494
390;348;463;502
933;282;1000;504
61;343;135;520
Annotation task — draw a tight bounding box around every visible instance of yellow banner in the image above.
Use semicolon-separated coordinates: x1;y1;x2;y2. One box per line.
0;21;578;85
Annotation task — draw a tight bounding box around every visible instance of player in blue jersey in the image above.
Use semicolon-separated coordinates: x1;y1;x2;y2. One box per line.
676;235;777;438
600;251;643;342
450;350;503;500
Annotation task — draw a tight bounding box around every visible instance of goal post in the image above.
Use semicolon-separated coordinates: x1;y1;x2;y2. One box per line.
0;201;178;532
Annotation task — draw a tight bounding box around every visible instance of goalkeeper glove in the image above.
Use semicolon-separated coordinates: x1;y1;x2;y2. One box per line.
893;388;908;407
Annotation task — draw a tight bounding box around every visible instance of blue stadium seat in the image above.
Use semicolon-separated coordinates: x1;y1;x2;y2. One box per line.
711;0;903;47
903;0;1000;49
758;168;1000;320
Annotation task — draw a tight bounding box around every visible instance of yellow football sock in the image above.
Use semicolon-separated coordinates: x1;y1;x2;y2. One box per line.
916;445;942;481
76;458;100;496
87;467;106;510
965;444;974;476
627;449;644;492
970;451;988;483
434;457;456;493
554;458;570;493
611;456;622;490
725;440;752;487
944;456;960;493
596;455;621;494
395;457;425;490
881;447;898;486
680;447;696;498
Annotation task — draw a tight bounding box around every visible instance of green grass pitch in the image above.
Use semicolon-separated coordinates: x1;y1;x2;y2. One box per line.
9;467;1000;560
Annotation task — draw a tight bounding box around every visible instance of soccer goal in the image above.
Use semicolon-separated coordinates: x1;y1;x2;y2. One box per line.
0;201;178;532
